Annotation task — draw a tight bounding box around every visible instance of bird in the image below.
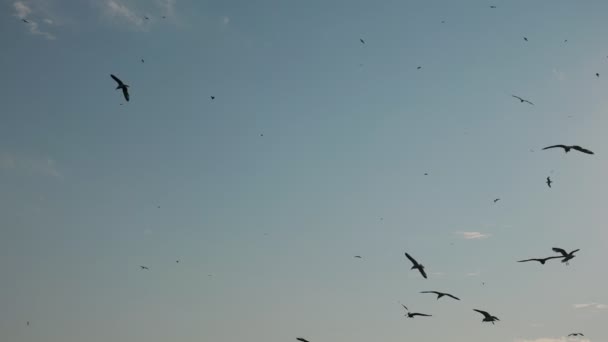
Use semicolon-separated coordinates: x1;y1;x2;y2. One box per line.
546;176;552;188
473;309;499;324
401;304;432;318
417;66;422;69
354;255;362;259
512;95;534;105
360;38;365;44
542;145;594;155
552;247;580;265
564;39;568;43
176;260;180;263
141;59;144;63
144;16;149;20
22;19;29;23
596;73;600;78
405;252;427;279
110;74;130;102
210;96;215;100
162;16;166;19
296;338;310;342
523;37;528;41
568;333;584;337
490;5;497;8
420;291;460;301
140;266;149;270
424;173;428;176
493;198;500;203
517;256;562;264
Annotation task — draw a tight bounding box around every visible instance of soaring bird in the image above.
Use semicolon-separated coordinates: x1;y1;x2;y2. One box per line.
596;73;600;78
473;309;499;324
546;176;552;188
517;256;562;264
523;37;528;41
401;304;432;318
552;248;579;265
512;95;534;105
490;5;497;8
494;198;500;203
110;74;130;102
568;333;584;337
542;145;594;155
140;266;149;270
417;66;422;70
405;252;427;279
354;255;362;259
141;59;145;63
210;96;215;100
296;338;310;342
360;38;365;44
420;291;460;301
22;19;29;23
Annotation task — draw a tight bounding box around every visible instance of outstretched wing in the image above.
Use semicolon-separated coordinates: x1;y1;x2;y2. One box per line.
418;267;428;279
569;249;580;254
512;95;523;101
122;87;130;102
517;258;540;263
543;145;567;151
110;74;124;86
572;146;594;154
524;99;534;105
420;291;440;295
296;338;310;342
473;309;491;319
410;313;432;317
405;252;419;266
445;293;460;300
552;247;568;256
542;256;563;262
401;304;409;311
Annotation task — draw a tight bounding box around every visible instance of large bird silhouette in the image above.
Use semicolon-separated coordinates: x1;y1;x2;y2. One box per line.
542;145;594;155
401;304;432;318
110;74;130;102
552;247;580;265
474;309;499;324
420;291;460;301
405;252;427;279
512;95;533;105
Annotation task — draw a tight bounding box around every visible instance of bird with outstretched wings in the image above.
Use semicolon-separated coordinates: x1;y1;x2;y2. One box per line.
110;74;130;102
542;145;594;155
420;291;460;301
405;252;427;279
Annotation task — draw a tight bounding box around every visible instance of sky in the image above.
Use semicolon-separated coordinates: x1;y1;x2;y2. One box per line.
1;0;608;341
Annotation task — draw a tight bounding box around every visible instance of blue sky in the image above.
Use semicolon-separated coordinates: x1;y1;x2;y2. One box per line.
1;1;608;341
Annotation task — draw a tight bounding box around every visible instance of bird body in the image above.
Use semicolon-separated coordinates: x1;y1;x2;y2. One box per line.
110;74;130;102
542;145;594;155
552;247;579;265
473;309;499;324
405;252;427;279
568;333;584;337
420;291;460;301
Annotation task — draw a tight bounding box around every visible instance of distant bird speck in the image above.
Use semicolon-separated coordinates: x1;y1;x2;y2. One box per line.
354;255;362;259
568;333;584;337
210;96;215;100
22;19;29;23
417;66;422;70
596;73;600;78
512;95;534;105
176;260;179;263
542;145;594;155
296;338;310;342
26;321;30;326
490;5;497;8
110;74;130;102
141;59;144;63
546;176;552;188
523;37;528;41
140;266;149;270
360;38;365;44
493;198;500;203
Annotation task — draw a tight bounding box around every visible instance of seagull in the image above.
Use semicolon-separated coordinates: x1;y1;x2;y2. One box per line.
493;198;500;203
417;66;422;69
401;304;432;318
110;74;130;102
490;5;497;9
22;19;29;23
420;291;460;301
512;95;534;105
524;37;528;41
405;252;427;279
546;176;552;188
552;247;579;265
210;96;215;100
354;255;362;259
296;338;310;342
596;73;600;78
517;256;562;264
568;333;584;337
542;145;594;155
473;309;499;324
140;266;149;270
360;38;365;44
141;59;144;63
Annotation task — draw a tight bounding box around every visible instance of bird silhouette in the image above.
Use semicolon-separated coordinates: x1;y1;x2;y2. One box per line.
494;198;500;203
596;73;600;78
405;252;427;279
517;256;562;264
360;38;365;44
141;59;144;63
140;266;149;270
552;247;579;265
490;5;497;8
210;96;215;100
22;19;29;23
144;16;150;20
542;145;594;155
176;260;180;263
26;321;30;326
110;74;130;102
546;176;552;188
568;333;584;337
512;95;534;105
354;255;362;259
523;37;528;41
420;291;460;301
296;338;310;342
401;304;432;318
473;309;499;324
417;66;422;69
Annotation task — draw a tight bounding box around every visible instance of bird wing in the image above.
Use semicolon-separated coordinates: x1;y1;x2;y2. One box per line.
572;146;594;154
524;100;534;105
296;338;310;342
552;247;568;256
445;293;460;300
570;249;580;254
410;313;432;317
473;309;492;319
543;145;568;151
418;267;428;279
420;291;440;295
401;304;409;311
512;95;523;101
404;252;419;266
110;74;124;86
122;87;130;102
542;256;563;262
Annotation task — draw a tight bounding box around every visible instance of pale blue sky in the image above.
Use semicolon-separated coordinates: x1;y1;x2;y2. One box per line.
1;1;608;342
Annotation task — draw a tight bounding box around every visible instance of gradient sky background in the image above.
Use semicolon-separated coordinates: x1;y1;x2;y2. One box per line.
1;1;608;342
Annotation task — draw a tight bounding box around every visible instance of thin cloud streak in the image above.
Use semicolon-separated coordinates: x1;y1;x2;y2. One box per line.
0;152;62;178
573;302;607;309
456;231;491;240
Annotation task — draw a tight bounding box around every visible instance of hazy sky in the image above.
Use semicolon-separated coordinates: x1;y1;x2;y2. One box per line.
1;1;608;342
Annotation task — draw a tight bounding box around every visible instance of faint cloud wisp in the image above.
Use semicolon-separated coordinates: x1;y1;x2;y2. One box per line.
573;302;607;310
0;152;61;178
13;1;56;40
456;231;491;240
104;0;144;28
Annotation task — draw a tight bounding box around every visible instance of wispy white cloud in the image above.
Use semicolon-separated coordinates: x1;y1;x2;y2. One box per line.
552;68;566;81
156;0;176;17
466;270;480;277
456;231;491;240
13;1;56;40
0;152;61;178
514;338;590;342
103;0;144;28
573;302;607;310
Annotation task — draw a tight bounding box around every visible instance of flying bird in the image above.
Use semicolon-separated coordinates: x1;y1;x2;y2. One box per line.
140;266;149;270
26;321;29;326
512;95;534;105
401;304;432;318
144;16;149;20
542;145;594;155
552;247;579;265
546;176;552;188
420;291;460;301
110;74;130;102
473;309;499;324
493;198;500;203
22;19;29;23
517;256;562;264
523;37;528;41
568;333;584;337
296;338;310;342
417;66;422;69
405;252;427;279
596;73;600;78
360;38;365;44
176;260;180;263
141;59;144;63
490;5;497;8
210;96;215;100
354;255;362;259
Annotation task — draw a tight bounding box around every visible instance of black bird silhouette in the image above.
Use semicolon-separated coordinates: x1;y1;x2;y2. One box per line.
596;73;600;78
296;338;310;342
141;59;144;63
210;96;215;100
417;66;422;69
564;39;568;43
493;198;500;203
405;252;427;279
360;38;365;44
490;5;497;8
512;95;534;105
546;176;552;188
140;266;149;270
354;255;362;259
552;247;579;265
144;16;150;20
176;260;180;263
110;74;130;102
420;291;460;301
401;304;432;318
542;145;594;155
517;256;562;264
22;19;29;23
26;321;30;326
473;309;499;324
523;37;528;41
568;333;584;337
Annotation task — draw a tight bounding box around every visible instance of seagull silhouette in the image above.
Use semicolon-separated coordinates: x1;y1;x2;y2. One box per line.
405;252;427;279
596;73;600;78
22;19;29;23
140;266;149;270
512;95;534;105
494;198;500;203
473;309;499;324
523;37;528;41
401;304;432;318
417;66;422;69
490;5;497;8
517;256;562;264
354;255;362;259
552;247;579;265
542;145;594;155
296;338;310;342
420;291;460;301
546;176;552;188
210;96;215;100
568;333;584;337
360;38;365;44
110;74;130;102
